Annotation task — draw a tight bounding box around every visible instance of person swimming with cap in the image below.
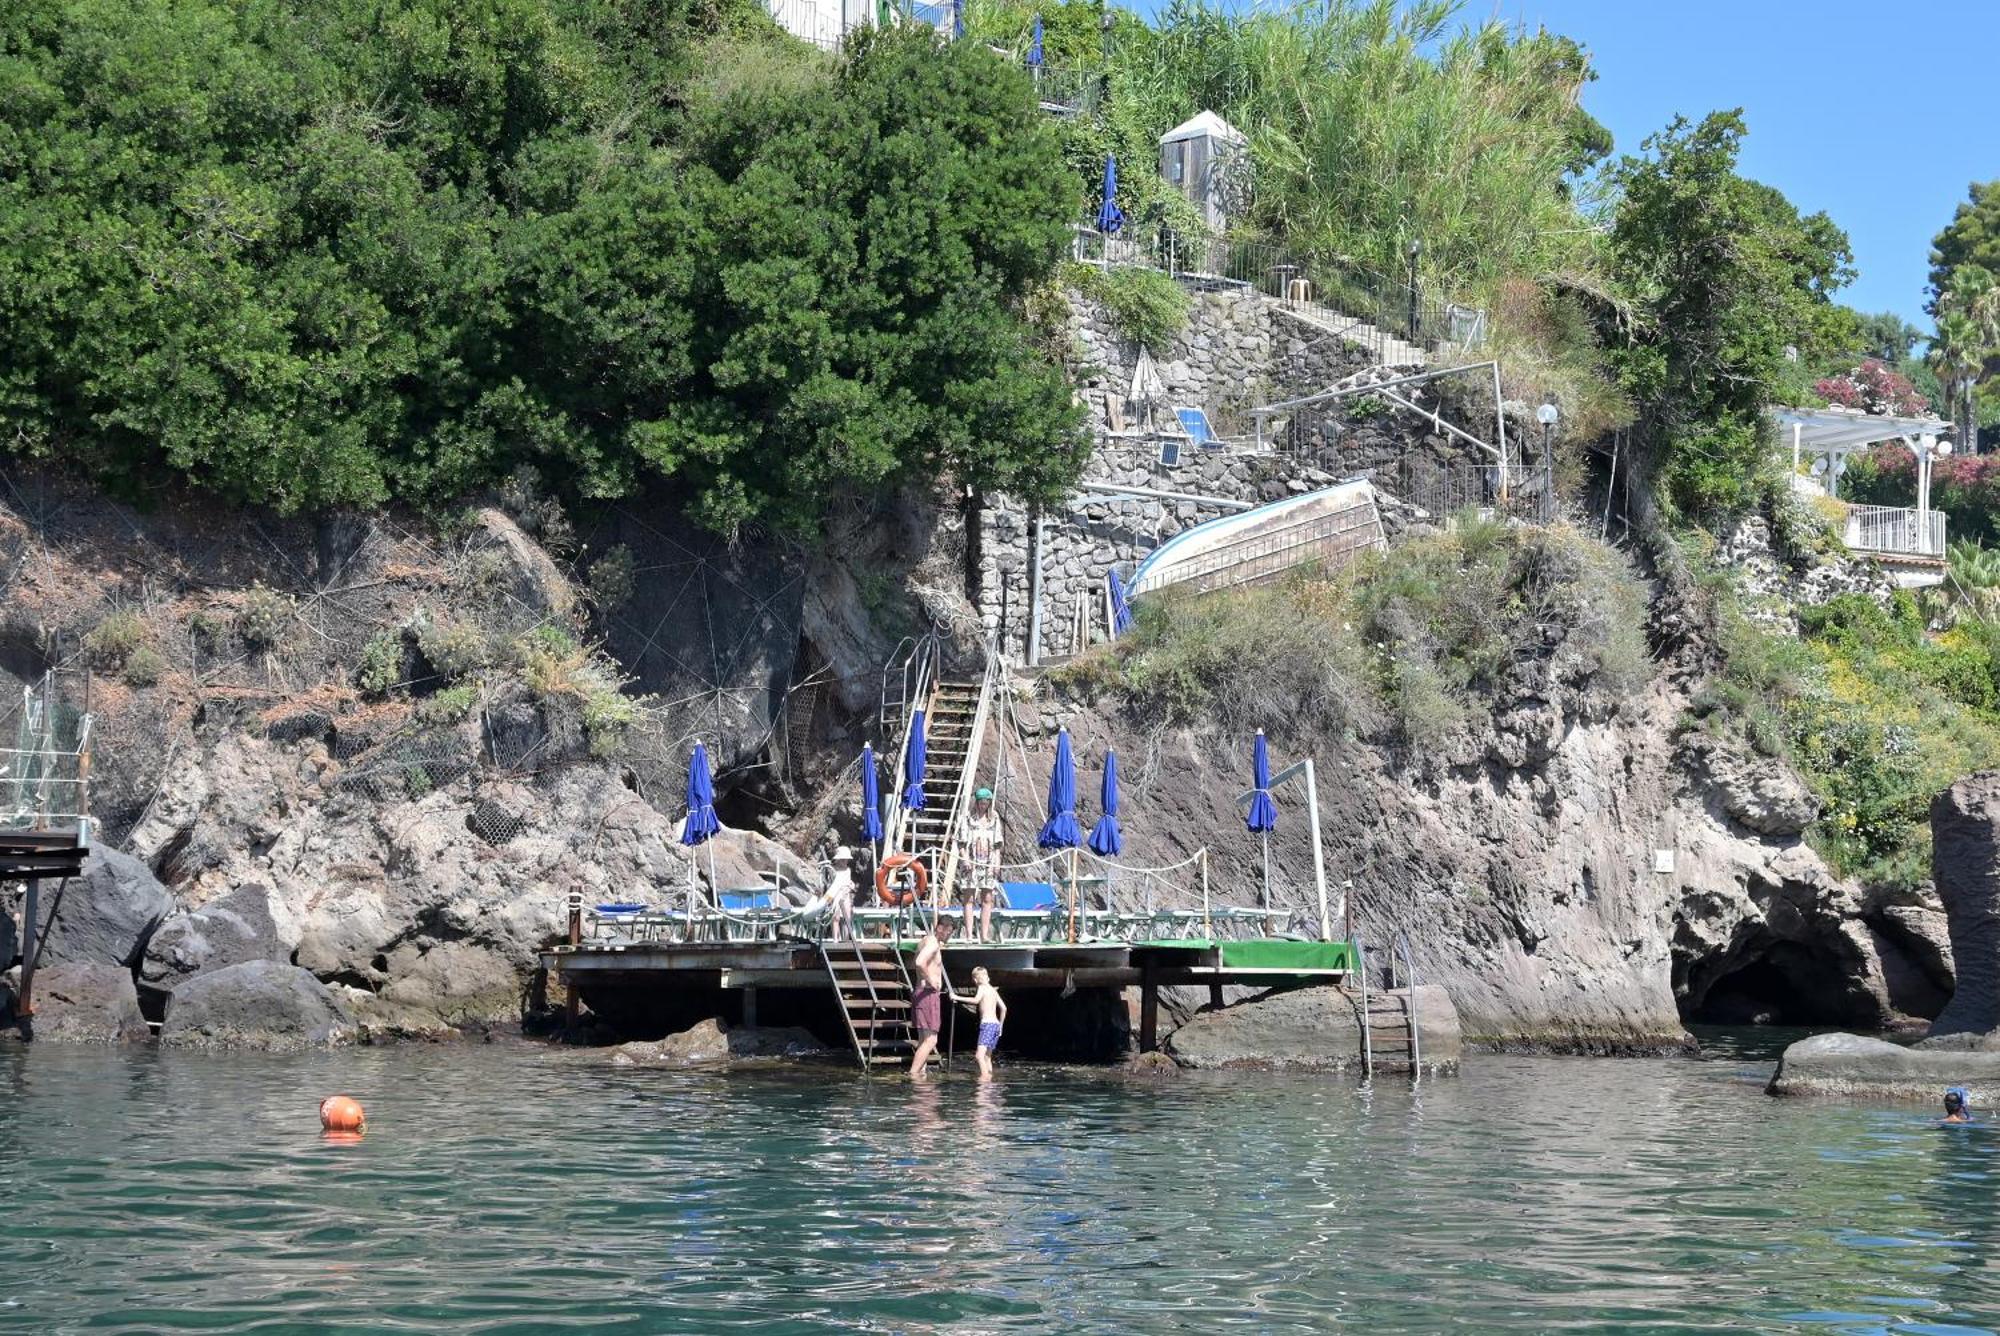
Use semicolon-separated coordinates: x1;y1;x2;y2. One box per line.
1942;1087;1972;1124
958;787;1003;942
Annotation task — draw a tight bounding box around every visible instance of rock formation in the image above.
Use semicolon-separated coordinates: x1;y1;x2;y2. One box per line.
22;962;150;1043
139;881;287;1003
159;960;352;1051
1927;773;2000;1037
604;1017;832;1067
35;847;172;970
1166;984;1460;1072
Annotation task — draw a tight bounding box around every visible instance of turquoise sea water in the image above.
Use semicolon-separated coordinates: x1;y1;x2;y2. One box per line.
3;1035;1997;1334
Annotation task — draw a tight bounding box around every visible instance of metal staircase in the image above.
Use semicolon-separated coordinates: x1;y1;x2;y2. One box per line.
820;939;917;1068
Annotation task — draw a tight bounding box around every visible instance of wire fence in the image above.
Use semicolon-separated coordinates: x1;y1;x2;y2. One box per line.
1073;222;1489;366
1394;458;1556;526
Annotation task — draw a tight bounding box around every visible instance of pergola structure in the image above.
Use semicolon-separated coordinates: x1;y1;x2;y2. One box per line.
1775;405;1956;577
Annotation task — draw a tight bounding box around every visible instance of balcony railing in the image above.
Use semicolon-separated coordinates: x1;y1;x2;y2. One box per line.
1842;503;1946;558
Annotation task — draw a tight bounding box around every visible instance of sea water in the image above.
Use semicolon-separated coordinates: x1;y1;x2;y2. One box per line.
2;1033;1996;1333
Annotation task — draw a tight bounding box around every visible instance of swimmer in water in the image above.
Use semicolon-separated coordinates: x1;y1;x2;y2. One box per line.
1942;1087;1972;1123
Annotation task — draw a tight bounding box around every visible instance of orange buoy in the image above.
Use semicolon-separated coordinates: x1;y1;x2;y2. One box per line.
319;1095;366;1135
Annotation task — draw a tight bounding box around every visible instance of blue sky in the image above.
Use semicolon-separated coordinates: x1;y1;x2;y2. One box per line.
1502;0;1995;330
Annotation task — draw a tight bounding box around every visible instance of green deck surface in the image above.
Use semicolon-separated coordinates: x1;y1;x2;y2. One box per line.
1140;939;1357;971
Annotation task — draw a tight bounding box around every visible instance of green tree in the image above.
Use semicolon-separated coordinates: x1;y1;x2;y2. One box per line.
1929;180;2000;312
1930;266;2000;452
1855;310;1925;364
1606;111;1855;515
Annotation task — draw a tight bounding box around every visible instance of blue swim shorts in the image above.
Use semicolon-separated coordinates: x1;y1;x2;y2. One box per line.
977;1021;1002;1051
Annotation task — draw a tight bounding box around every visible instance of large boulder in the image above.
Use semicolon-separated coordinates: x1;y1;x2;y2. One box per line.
1166;984;1460;1072
139;882;287;1000
378;941;523;1023
605;1017;832;1067
37;847;172;970
27;962;149;1043
160;960;352;1051
1769;1030;2000;1100
1929;773;2000;1038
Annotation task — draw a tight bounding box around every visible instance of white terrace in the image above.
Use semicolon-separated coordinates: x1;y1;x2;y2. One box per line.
1778;405;1956;587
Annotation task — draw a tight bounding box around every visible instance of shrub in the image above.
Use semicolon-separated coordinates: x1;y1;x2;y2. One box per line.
356;632;403;697
1814;359;1932;417
416;683;480;726
83;610;147;669
237;585;293;649
121;644;165;687
587;545;636;612
1064;262;1192;350
415;614;491;681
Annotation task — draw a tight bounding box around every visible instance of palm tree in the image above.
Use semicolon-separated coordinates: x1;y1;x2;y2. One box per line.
1931;266;2000;451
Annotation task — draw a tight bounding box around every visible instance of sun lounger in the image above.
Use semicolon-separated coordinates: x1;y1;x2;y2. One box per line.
993;881;1062;942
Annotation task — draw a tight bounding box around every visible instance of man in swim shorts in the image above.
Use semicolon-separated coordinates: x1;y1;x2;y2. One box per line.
953;965;1008;1080
908;916;954;1079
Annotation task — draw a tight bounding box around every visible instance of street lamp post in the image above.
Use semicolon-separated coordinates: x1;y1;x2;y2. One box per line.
1536;402;1559;520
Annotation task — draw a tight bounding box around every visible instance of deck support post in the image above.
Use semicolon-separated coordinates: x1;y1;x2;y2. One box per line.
1208;982;1223;1009
15;876;40;1036
742;986;759;1029
1139;968;1159;1052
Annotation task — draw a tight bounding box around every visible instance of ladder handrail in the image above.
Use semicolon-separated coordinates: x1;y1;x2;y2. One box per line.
820;939;869;1067
881;632;942;857
1353;933;1373;1079
930;659;997;904
1391;929;1420;1075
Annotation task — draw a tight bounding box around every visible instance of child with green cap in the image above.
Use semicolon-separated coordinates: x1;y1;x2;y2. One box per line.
958;787;1003;941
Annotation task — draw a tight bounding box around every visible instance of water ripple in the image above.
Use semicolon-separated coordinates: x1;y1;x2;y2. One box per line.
5;1046;2000;1332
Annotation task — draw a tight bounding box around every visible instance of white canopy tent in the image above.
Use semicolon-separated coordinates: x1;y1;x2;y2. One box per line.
1775;404;1956;569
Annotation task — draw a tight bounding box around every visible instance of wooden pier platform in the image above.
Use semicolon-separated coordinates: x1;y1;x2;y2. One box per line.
542;935;1357;1062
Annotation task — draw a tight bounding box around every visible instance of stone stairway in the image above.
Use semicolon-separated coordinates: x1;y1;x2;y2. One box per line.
898;678;982;885
1275;303;1430;368
821;940;916;1068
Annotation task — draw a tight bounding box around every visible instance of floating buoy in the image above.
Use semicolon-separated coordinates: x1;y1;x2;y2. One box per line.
319;1095;366;1135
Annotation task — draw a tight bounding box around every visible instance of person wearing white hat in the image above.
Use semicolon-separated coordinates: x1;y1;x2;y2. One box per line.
826;845;857;941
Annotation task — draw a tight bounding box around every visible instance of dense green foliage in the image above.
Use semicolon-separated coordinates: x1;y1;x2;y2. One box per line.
0;3;1085;528
1061;261;1190;349
1605;113;1856;516
1929;180;2000;308
1067;519;1649;747
1696;580;2000;888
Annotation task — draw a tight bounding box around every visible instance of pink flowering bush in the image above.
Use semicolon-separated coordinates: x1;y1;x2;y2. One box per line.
1814;360;1933;417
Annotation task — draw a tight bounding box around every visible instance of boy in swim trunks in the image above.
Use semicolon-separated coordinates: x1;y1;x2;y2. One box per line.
953;966;1008;1079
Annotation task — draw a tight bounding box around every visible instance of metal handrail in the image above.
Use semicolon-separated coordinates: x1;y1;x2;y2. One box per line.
1391;930;1420;1076
931;658;997;903
881;631;942;857
1353;933;1373;1079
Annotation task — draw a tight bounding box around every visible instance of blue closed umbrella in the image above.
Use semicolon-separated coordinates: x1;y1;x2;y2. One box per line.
903;709;927;811
682;742;720;846
1108;568;1132;635
1097;155;1124;236
1038;728;1081;849
1026;14;1044;68
1247;729;1277;909
860;743;884;850
951;0;962;41
1088;749;1122;856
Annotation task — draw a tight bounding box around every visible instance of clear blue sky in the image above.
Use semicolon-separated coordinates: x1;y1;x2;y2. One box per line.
1502;0;1996;330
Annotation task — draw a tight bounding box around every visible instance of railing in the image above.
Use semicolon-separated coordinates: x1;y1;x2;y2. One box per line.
1071;221;1487;365
930;658;997;902
1842;503;1946;558
1390;930;1420;1077
1354;934;1374;1079
1394;458;1556;526
1027;64;1100;115
0;675;93;835
881;632;941;857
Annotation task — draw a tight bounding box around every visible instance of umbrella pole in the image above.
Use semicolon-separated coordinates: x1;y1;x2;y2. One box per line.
1261;832;1270;911
1069;846;1079;944
1201;848;1211;940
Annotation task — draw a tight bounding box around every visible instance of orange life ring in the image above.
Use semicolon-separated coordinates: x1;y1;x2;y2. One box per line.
875;853;928;906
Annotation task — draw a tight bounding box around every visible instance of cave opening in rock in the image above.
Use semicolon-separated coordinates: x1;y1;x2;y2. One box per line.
1687;954;1815;1027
